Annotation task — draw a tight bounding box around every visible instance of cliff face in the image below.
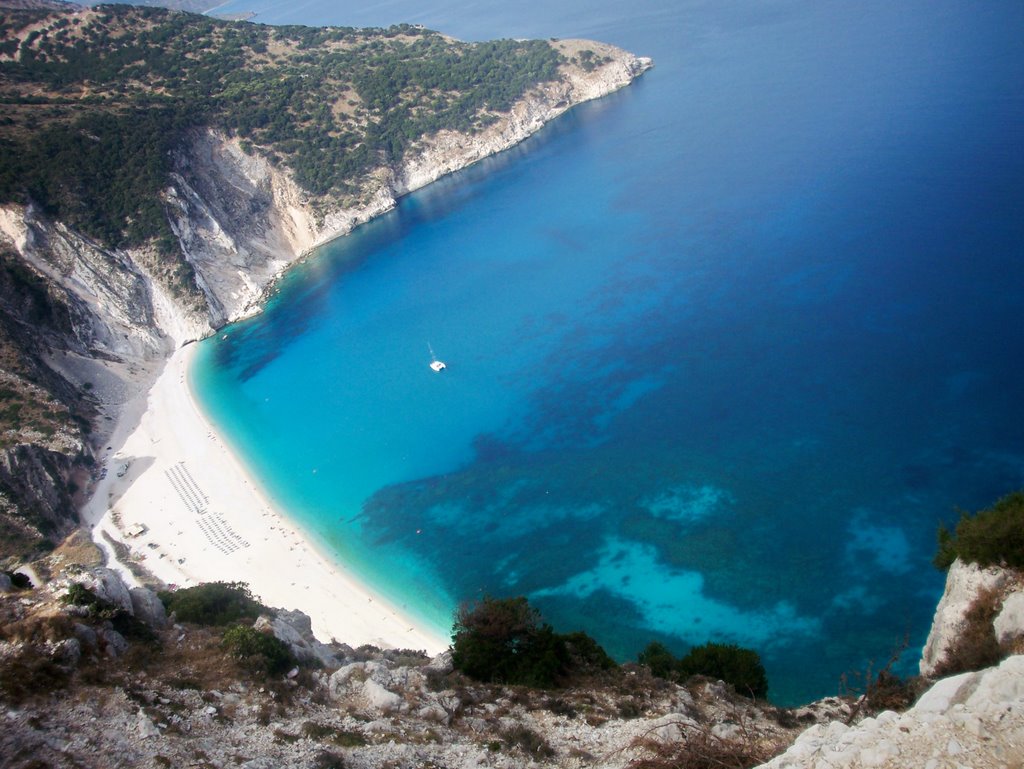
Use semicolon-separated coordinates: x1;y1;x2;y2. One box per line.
919;558;1024;678
394;40;651;196
0;46;651;559
751;561;1024;769
170;40;652;327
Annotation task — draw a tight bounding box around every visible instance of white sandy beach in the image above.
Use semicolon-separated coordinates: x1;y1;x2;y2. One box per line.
81;343;449;654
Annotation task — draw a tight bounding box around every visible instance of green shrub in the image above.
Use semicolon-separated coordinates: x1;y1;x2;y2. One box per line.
637;640;769;700
933;491;1024;571
159;582;266;626
563;630;617;673
222;624;295;676
450;596;614;688
637;641;679;680
679;642;769;699
62;582;118;619
451;596;559;686
63;583;156;642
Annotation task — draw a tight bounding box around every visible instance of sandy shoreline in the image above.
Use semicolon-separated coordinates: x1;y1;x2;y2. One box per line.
82;343;449;654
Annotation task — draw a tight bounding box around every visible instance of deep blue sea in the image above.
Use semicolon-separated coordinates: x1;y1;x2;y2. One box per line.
192;0;1024;704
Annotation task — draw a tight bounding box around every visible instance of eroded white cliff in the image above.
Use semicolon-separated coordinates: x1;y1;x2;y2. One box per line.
920;559;1024;678
0;43;651;454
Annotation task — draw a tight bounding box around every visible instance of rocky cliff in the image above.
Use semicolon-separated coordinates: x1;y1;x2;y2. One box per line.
2;545;1023;769
754;559;1024;769
756;655;1024;769
0;44;651;562
0;555;840;769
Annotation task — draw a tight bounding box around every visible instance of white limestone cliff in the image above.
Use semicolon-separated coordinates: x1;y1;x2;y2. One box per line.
920;558;1023;678
753;559;1024;769
756;655;1024;769
0;43;651;455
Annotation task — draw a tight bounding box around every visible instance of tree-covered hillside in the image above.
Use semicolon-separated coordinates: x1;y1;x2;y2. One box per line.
0;3;565;248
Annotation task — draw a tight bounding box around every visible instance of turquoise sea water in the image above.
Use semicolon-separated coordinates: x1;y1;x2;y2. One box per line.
192;0;1024;704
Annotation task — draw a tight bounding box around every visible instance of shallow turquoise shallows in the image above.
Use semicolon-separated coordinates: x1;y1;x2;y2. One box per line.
192;0;1024;704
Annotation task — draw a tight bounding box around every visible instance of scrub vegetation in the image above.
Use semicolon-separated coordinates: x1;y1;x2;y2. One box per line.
451;595;770;700
0;4;564;248
637;640;769;700
158;581;268;626
934;490;1024;571
451;596;616;688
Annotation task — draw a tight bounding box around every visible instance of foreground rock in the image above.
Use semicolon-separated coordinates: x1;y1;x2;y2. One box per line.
0;564;817;769
756;655;1024;769
5;552;1024;768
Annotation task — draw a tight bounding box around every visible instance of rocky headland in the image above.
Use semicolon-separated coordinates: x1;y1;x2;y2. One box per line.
0;0;652;559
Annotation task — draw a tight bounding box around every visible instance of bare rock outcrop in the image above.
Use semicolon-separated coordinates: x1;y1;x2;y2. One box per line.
920;559;1024;678
129;586;168;629
755;655;1024;769
995;592;1024;648
255;608;349;668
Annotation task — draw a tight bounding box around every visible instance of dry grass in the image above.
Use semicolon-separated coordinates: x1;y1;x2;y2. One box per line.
49;530;104;572
933;586;1004;678
627;719;786;769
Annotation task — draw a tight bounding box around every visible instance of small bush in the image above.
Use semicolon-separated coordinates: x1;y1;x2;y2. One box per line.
222;625;295;676
160;582;266;626
628;726;781;769
934;491;1024;570
451;596;615;688
500;725;555;759
863;669;917;713
617;697;643;719
637;641;769;700
273;728;301;744
637;641;679;680
544;696;577;718
679;643;769;700
563;630;617;673
330;731;367;748
301;721;336;740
